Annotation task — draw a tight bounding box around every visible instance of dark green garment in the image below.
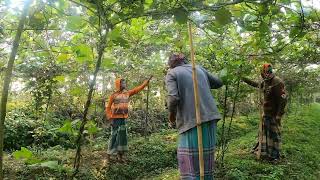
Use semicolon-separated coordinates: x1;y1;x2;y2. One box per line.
242;76;287;117
107;118;128;155
259;116;281;159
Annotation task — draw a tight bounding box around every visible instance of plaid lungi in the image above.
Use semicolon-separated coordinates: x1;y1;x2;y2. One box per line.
107;118;128;155
177;120;217;180
258;116;281;159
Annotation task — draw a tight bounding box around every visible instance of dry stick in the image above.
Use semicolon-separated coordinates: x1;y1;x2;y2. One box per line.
256;83;264;160
0;0;32;179
217;85;228;167
72;1;109;176
222;78;241;156
188;22;205;180
145;84;150;139
72;34;107;177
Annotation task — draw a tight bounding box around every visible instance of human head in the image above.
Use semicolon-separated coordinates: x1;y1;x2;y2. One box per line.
260;63;274;80
120;79;126;90
115;78;127;91
168;53;188;69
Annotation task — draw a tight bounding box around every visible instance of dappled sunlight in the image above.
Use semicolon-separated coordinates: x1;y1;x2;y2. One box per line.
0;0;319;179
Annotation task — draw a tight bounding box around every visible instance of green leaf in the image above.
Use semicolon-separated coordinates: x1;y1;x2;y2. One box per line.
29;161;60;170
230;4;242;17
215;8;232;26
57;54;69;63
270;6;280;15
130;18;145;37
116;37;130;47
66;16;83;31
85;120;100;135
109;27;129;47
258;4;269;16
219;67;233;84
144;0;153;9
13;147;33;160
219;68;228;80
102;57;115;68
53;75;65;83
281;0;291;5
57;0;68;11
174;39;184;50
109;27;121;41
39;161;59;169
243;14;258;22
58;120;73;134
70;87;83;96
173;8;188;24
75;44;91;57
289;27;300;38
28;13;45;30
259;21;269;35
89;16;98;25
73;44;92;63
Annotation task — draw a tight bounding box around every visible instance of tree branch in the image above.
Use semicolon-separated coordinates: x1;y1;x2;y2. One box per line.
68;0;96;14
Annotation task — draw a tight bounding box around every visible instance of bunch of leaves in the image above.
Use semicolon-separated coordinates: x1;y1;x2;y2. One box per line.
102;131;177;179
12;147;68;178
216;103;320;179
57;119;102;146
4;109;36;151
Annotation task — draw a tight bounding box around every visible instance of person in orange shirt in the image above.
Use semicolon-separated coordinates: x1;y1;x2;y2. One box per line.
106;76;152;162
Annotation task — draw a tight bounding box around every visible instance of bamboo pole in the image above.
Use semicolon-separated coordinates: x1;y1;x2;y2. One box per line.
188;22;205;180
0;0;32;179
145;84;150;139
257;83;264;160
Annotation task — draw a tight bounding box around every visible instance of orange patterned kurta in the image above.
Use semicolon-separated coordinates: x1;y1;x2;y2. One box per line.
106;78;149;120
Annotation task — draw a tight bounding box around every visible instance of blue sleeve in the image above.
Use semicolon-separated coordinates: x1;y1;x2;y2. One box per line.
165;70;180;113
200;66;223;89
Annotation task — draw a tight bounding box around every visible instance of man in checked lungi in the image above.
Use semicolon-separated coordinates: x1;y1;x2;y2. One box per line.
242;63;287;162
105;76;152;162
165;53;223;179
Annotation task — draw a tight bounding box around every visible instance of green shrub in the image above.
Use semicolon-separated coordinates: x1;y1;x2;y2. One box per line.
4;110;36;151
102;131;177;179
4;109;77;150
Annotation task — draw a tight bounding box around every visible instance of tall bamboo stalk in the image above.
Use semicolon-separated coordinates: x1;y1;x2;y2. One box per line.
145;84;150;139
0;0;32;179
188;22;204;180
257;83;264;160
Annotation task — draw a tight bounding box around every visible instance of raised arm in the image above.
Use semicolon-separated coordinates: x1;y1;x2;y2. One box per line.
127;79;150;96
200;67;223;89
242;77;261;88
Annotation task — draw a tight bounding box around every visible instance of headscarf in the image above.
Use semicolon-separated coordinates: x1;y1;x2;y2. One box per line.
261;63;274;80
115;78;123;91
168;53;187;68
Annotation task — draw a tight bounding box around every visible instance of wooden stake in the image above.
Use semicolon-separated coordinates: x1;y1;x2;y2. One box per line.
188;22;205;180
257;83;264;160
0;0;32;179
145;84;150;139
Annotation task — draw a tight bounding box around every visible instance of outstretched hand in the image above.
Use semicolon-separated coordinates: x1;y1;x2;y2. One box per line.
147;75;153;81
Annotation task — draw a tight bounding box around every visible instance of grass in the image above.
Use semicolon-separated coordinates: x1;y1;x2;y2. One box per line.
4;129;178;179
151;103;320;180
4;103;320;179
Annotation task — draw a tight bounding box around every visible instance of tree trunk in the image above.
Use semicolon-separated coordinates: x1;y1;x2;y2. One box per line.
72;31;108;177
0;0;32;179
